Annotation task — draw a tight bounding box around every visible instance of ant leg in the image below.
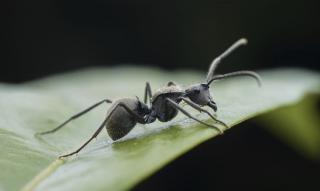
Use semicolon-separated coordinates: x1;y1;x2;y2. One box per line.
206;38;248;82
179;97;229;129
59;116;109;158
144;82;153;104
117;102;147;124
37;99;112;135
59;101;146;158
166;98;223;134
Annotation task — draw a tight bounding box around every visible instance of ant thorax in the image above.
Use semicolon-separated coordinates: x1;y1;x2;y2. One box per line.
151;82;184;102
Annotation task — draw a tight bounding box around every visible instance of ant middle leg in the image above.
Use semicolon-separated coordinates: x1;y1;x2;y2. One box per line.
166;98;223;134
144;82;153;104
37;99;112;135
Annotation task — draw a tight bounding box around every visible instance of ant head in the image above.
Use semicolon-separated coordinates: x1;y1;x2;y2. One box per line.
184;83;217;112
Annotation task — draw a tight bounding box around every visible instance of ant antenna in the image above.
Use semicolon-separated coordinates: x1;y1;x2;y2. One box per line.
207;70;262;87
206;38;248;82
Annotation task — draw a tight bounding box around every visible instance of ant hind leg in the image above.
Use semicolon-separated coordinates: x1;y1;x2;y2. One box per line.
59;100;149;157
59;116;109;158
37;99;112;135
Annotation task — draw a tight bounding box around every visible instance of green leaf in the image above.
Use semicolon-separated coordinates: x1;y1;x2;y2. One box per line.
0;67;319;191
256;94;320;160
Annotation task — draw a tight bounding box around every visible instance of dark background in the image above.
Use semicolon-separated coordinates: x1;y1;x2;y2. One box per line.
2;0;320;190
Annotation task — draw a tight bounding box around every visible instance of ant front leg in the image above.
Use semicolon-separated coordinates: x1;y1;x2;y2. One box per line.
37;99;112;135
179;97;228;130
166;98;223;134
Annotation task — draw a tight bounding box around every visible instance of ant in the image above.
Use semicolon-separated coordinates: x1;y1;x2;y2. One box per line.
37;38;261;158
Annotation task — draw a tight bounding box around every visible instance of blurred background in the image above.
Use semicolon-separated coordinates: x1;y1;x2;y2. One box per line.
2;0;320;190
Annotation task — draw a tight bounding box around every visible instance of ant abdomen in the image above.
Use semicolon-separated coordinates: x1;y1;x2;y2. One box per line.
106;98;138;140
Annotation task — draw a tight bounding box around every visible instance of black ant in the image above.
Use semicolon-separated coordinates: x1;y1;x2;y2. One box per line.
37;38;261;158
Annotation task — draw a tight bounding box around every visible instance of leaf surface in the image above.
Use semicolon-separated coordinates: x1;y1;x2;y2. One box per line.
0;67;319;191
